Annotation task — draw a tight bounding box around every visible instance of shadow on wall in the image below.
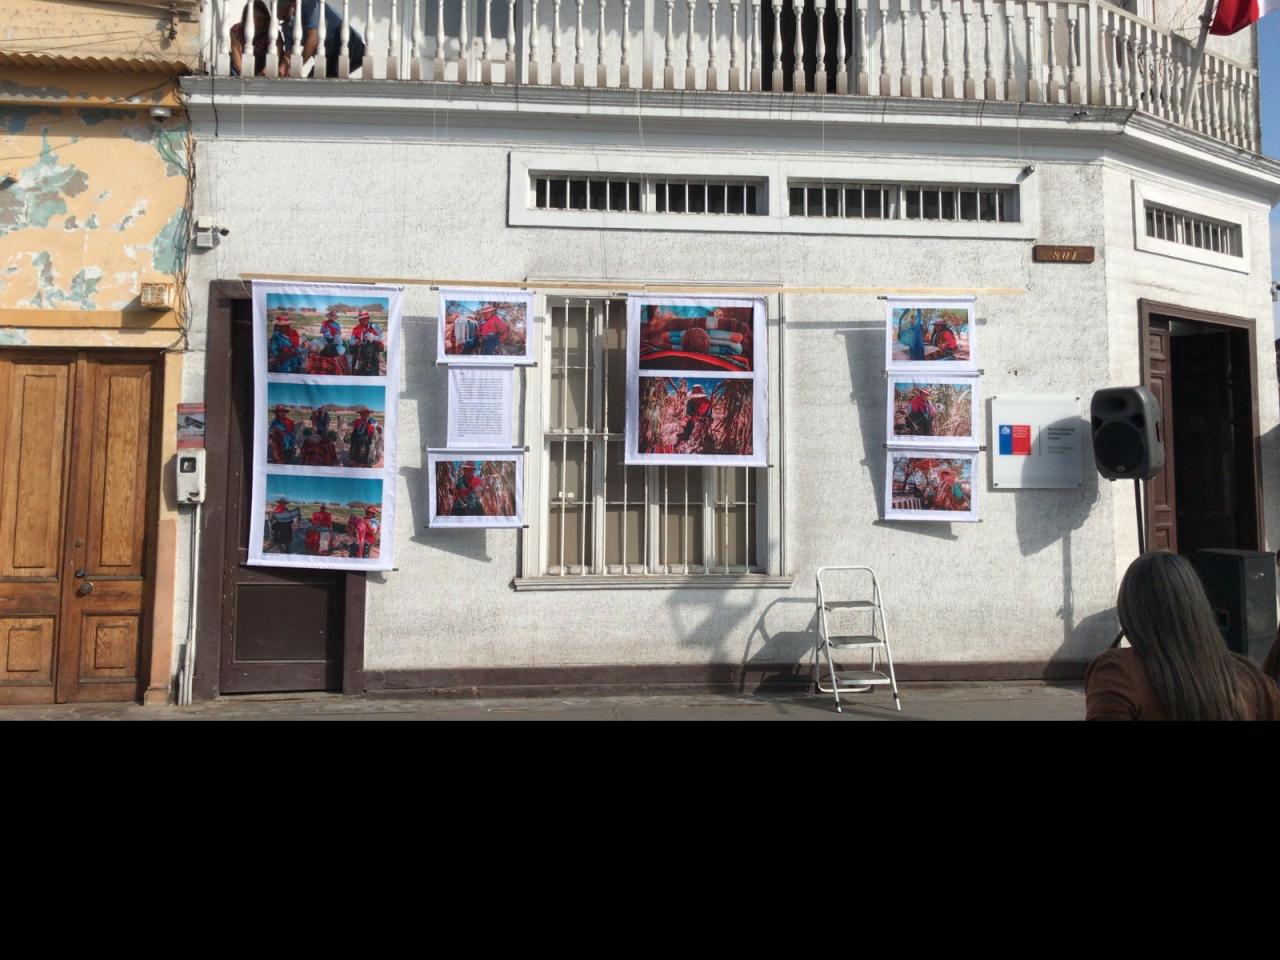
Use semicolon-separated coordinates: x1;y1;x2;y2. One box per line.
840;324;958;542
399;312;495;563
1000;411;1116;664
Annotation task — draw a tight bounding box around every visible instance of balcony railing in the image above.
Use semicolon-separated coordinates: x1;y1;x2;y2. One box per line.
200;0;1259;152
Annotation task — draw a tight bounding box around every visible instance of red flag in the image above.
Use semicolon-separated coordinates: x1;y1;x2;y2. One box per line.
1210;0;1277;35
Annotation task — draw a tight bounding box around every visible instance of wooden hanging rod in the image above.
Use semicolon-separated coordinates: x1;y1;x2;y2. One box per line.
238;273;1025;296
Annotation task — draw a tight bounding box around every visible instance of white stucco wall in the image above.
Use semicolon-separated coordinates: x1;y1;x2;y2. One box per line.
177;85;1280;682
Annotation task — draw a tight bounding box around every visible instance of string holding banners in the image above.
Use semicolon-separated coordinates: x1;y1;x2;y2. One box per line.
250;280;402;571
624;295;768;468
437;287;536;365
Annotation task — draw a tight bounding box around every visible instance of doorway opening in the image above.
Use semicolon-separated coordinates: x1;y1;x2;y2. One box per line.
1140;300;1263;556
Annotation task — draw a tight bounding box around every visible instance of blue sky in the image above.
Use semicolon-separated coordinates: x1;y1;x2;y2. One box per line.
1265;15;1279;333
267;382;384;410
265;473;382;504
266;292;388;312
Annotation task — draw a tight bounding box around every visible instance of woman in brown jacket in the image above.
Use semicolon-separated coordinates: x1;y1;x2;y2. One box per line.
1086;551;1280;721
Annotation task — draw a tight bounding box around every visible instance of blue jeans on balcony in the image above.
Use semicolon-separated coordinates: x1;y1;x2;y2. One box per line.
283;0;366;76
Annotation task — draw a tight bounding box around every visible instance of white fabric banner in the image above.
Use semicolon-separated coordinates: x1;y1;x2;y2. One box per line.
447;366;514;448
427;450;525;528
624;295;768;467
249;280;402;571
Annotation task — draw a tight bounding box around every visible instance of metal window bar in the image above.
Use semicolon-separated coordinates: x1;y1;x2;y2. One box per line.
545;296;762;576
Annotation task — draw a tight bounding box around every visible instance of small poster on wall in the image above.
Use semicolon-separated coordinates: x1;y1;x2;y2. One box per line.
884;297;977;372
427;450;524;528
446;366;514;448
250;280;402;571
437;288;535;364
887;375;980;447
885;450;980;523
625;295;768;467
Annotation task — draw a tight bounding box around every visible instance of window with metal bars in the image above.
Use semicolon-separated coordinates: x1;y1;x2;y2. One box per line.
1143;202;1243;257
543;297;764;576
532;175;765;217
788;181;1019;223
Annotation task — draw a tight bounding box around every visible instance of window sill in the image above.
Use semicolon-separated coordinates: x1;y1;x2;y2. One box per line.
512;574;796;592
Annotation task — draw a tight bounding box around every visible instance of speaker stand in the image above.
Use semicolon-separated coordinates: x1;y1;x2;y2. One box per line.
1111;479;1148;650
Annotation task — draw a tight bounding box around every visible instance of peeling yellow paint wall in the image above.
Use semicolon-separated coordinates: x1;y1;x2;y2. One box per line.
1;0;202;65
0;68;190;312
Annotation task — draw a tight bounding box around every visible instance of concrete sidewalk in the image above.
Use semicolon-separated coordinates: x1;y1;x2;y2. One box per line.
0;681;1085;721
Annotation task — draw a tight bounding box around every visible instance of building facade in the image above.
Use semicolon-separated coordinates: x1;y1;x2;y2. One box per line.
4;0;1278;702
0;0;201;704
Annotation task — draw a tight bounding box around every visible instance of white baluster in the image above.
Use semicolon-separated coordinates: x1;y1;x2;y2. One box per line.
877;0;889;96
552;0;563;84
752;0;764;90
598;0;608;86
454;0;468;81
242;0;258;76
982;1;994;99
793;0;806;91
856;0;869;94
1245;71;1256;150
665;0;676;88
1097;9;1111;106
921;0;934;98
961;2;974;98
365;0;376;79
575;0;585;85
529;0;541;83
941;0;954;98
477;0;490;82
506;0;516;81
730;0;741;90
1169;38;1183;121
684;0;696;89
1067;5;1082;104
290;0;305;76
409;0;422;80
815;0;828;93
1003;1;1016;101
622;0;633;87
385;0;400;79
1126;20;1139;107
1046;3;1061;103
837;0;849;93
1025;1;1040;103
434;0;446;80
899;1;911;96
709;0;721;90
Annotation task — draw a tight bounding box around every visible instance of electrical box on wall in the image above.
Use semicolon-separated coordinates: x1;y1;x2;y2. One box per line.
176;449;206;504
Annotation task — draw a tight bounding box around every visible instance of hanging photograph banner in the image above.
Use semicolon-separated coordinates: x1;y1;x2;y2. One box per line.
250;280;402;571
625;295;768;467
884;450;980;523
884;297;977;372
886;374;981;448
437;288;536;364
427;450;524;528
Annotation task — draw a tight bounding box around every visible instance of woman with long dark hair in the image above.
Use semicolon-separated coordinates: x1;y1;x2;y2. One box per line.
1086;551;1280;721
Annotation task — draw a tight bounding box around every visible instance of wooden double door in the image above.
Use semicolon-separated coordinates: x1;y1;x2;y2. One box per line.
0;350;159;704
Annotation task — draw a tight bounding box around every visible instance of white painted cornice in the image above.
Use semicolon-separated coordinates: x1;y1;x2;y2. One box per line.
180;78;1280;199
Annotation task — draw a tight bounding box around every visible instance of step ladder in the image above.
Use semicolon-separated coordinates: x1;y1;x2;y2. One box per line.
814;566;901;713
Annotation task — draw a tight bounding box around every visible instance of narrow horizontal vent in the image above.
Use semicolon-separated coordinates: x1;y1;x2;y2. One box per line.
1144;202;1242;257
789;181;1019;223
532;173;766;216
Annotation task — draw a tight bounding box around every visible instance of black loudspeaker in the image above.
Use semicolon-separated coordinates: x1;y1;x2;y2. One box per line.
1192;549;1277;665
1090;386;1165;480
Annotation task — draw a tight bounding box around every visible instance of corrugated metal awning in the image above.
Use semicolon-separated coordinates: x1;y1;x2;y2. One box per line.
0;50;191;74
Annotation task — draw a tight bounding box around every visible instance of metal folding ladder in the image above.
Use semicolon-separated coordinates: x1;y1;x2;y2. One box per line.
814;566;901;713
